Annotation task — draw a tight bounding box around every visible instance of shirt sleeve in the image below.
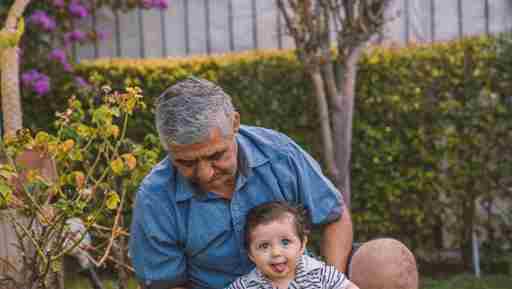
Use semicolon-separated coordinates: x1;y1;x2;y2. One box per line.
322;264;351;289
129;188;187;288
286;142;344;225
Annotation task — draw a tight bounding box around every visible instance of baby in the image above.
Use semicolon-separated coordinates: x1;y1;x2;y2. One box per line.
225;201;359;289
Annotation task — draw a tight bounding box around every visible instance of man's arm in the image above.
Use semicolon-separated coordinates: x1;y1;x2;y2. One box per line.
320;204;353;273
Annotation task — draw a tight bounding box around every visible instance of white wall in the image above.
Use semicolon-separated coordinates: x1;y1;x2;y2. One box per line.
77;0;512;60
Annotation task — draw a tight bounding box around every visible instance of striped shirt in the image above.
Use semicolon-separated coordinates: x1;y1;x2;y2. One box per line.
224;255;350;289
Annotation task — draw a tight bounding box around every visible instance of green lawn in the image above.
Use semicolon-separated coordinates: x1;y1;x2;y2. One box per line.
66;273;512;289
421;274;512;289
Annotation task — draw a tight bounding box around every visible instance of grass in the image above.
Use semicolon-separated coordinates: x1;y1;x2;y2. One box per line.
65;272;512;289
421;274;512;289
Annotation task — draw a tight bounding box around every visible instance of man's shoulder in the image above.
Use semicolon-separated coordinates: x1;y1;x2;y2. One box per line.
137;157;176;201
239;125;294;147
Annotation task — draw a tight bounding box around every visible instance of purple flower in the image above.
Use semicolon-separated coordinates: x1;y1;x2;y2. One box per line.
21;70;51;96
75;76;88;88
28;11;56;31
154;0;168;9
52;0;65;8
69;1;89;18
64;30;87;44
33;76;50;96
95;29;109;41
63;62;73;72
48;48;73;71
21;70;40;86
48;48;67;63
141;0;153;8
142;0;168;10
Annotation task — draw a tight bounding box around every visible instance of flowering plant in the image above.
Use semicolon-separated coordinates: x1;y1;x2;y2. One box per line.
0;0;169;97
0;85;162;288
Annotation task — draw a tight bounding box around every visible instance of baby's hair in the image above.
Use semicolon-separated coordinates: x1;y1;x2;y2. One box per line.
244;201;310;249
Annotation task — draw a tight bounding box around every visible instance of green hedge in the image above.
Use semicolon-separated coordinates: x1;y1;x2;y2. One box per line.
18;36;512;255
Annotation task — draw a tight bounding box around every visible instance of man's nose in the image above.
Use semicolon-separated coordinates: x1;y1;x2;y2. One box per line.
195;160;214;182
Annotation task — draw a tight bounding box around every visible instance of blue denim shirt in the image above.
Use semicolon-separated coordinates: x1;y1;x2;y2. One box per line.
129;126;344;289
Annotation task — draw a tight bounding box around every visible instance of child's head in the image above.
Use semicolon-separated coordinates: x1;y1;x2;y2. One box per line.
244;201;310;248
244;201;310;283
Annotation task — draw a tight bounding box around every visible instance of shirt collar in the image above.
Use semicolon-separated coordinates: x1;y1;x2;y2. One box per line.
245;255;323;288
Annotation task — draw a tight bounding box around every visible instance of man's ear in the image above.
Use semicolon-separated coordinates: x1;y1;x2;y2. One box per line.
300;236;308;254
232;112;240;134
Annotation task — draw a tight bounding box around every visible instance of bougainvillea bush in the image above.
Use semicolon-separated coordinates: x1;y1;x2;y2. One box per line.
0;0;168;98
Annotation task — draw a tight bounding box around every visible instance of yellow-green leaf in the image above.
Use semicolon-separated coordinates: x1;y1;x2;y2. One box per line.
110;158;124;175
106;191;120;210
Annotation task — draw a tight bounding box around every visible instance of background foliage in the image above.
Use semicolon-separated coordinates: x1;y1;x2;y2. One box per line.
2;35;511;270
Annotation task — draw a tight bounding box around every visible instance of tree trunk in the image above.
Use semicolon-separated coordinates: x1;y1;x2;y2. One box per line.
331;46;365;208
1;0;30;137
308;68;337;179
320;61;343;188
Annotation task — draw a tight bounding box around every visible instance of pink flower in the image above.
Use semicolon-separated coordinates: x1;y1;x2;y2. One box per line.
52;0;65;8
33;76;51;95
142;0;168;10
48;48;67;63
95;29;109;41
69;1;89;18
21;70;51;96
155;0;168;9
28;11;56;31
64;30;87;45
142;0;153;8
75;76;89;88
21;70;40;86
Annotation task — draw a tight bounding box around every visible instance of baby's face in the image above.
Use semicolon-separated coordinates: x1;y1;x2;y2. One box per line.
247;214;306;284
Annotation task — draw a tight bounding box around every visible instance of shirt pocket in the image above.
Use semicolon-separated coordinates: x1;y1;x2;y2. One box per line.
185;199;241;269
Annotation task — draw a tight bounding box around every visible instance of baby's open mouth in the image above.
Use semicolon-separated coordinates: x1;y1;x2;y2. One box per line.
271;262;287;273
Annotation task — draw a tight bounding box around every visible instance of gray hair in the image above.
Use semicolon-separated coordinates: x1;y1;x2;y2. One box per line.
155;77;236;149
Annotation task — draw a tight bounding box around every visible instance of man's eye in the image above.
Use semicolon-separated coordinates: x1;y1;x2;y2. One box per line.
209;151;225;161
281;239;290;246
177;160;196;167
258;243;269;250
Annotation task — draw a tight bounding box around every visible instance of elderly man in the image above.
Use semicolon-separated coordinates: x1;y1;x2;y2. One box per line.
129;77;408;289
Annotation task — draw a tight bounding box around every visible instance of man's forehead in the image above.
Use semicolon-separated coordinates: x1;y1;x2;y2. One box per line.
169;129;234;160
171;140;230;160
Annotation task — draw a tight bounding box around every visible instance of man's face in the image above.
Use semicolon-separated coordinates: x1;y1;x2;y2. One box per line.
169;127;238;195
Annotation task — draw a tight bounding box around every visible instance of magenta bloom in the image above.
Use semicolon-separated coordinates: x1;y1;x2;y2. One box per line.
52;0;65;8
64;30;87;44
142;0;153;8
33;76;51;96
155;0;168;9
69;1;89;18
28;11;56;31
48;49;67;63
75;76;89;88
95;29;109;40
21;70;40;86
49;48;73;71
142;0;168;9
21;70;51;96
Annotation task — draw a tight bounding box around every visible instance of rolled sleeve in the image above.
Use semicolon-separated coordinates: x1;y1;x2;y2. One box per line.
287;143;344;225
129;190;187;287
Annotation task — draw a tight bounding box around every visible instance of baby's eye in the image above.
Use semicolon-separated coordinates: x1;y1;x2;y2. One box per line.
281;239;291;246
258;243;270;250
